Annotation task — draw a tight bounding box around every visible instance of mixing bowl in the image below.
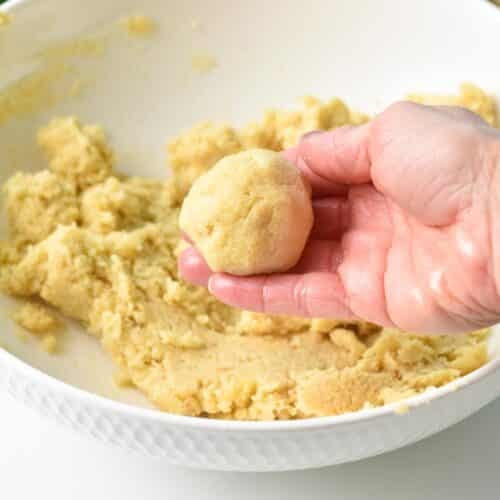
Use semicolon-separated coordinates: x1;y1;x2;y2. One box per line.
0;0;499;471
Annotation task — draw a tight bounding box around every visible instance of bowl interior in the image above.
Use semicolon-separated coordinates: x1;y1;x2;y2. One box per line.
0;0;499;409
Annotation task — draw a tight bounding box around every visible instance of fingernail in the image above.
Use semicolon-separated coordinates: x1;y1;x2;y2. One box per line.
178;246;194;266
207;275;215;294
208;274;232;295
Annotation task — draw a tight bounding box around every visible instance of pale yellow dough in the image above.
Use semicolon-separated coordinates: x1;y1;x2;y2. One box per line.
0;84;495;420
180;149;313;275
12;302;61;354
119;15;156;36
0;12;11;27
13;302;61;334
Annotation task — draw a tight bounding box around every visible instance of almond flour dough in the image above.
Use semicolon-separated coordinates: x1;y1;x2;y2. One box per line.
13;302;61;334
12;302;61;354
0;84;494;420
179;149;314;275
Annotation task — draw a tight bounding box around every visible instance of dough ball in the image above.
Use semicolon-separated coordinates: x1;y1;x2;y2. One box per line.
179;149;313;275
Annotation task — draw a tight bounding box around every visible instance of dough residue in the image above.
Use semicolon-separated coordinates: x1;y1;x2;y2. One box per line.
191;52;217;74
0;35;105;126
13;302;61;334
0;84;495;420
12;302;62;354
0;12;11;27
120;15;156;36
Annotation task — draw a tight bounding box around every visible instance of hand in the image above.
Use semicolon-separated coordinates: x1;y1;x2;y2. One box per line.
179;102;500;333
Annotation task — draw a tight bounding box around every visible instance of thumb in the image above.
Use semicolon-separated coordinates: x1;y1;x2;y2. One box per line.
284;125;372;197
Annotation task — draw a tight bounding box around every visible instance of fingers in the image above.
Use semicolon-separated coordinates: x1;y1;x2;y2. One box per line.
368;101;484;226
179;196;351;284
291;240;342;273
283;146;348;197
310;197;350;239
284;125;372;197
207;272;356;319
178;246;212;286
179;239;344;286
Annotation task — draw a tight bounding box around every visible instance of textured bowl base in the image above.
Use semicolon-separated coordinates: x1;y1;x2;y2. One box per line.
2;347;500;471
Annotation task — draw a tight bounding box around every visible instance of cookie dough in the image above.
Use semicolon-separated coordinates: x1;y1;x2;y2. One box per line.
180;149;313;275
12;302;61;354
13;302;61;334
0;84;494;420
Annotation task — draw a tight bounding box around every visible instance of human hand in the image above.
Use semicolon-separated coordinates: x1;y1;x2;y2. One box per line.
179;102;500;333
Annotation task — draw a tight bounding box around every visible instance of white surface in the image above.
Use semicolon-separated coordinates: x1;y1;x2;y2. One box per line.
2;390;500;499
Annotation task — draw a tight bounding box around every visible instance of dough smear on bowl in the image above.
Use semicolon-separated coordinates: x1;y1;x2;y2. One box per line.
179;149;313;275
0;84;495;420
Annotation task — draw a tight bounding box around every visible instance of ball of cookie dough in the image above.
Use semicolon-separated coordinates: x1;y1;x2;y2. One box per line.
179;149;313;275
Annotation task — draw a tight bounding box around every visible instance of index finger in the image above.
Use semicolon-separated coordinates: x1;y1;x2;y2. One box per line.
283;124;372;198
207;271;357;319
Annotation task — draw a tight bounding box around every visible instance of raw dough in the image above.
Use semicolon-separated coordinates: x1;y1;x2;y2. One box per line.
12;302;61;354
119;15;156;36
0;12;10;27
0;84;494;420
179;149;313;275
13;302;61;334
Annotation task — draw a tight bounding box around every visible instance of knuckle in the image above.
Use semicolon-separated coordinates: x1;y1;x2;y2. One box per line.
373;101;419;136
381;100;421;122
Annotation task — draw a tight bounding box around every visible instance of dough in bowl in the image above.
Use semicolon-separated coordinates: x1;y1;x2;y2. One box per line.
0;84;495;420
179;149;313;275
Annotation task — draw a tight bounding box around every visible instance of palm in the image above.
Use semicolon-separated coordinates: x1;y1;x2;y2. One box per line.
311;183;495;333
180;102;500;334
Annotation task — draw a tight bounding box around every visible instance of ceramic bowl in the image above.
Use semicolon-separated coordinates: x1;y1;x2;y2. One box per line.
0;0;499;471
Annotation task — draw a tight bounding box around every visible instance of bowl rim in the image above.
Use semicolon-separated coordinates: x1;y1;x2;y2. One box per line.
2;0;500;433
2;345;499;432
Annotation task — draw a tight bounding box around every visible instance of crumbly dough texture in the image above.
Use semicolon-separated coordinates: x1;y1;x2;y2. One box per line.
179;149;314;275
13;302;61;334
0;84;495;420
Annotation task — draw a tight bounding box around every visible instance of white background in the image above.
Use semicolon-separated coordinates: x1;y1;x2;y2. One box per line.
2;392;499;499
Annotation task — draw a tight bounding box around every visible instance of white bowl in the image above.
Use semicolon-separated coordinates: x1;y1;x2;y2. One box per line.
1;0;500;471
